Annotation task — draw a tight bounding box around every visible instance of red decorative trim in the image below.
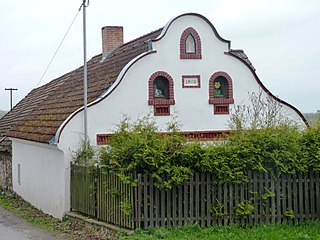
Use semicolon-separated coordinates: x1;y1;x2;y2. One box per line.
214;105;229;114
154;105;170;116
180;130;230;141
180;27;202;59
97;134;113;145
209;71;234;100
148;71;175;116
148;99;175;106
209;98;234;104
96;130;230;145
182;75;201;88
209;71;234;115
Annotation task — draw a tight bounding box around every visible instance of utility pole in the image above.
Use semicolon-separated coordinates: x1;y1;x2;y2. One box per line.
82;0;89;165
5;88;18;110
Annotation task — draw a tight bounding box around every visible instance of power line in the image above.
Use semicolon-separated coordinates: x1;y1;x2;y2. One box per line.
36;5;83;87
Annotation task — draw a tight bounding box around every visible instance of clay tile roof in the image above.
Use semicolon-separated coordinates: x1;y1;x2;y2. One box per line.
3;28;162;144
229;49;256;71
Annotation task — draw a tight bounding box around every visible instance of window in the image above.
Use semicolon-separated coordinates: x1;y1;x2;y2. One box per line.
185;34;196;53
18;163;21;185
213;76;228;98
154;76;169;99
180;27;202;59
148;71;175;116
209;71;234;114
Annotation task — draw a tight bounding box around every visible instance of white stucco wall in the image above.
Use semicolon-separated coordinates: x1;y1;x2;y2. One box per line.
57;14;306;155
11;138;67;219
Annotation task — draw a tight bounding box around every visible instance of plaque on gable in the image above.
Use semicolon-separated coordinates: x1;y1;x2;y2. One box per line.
182;75;200;88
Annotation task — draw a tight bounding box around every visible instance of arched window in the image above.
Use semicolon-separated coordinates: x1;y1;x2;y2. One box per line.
154;76;169;99
213;76;228;98
148;71;175;116
209;72;234;114
180;27;202;59
185;34;196;54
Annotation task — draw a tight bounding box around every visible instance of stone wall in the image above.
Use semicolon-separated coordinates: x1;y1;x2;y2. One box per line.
0;152;12;191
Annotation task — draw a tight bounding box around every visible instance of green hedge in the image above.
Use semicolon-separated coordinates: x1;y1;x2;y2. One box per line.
97;117;320;188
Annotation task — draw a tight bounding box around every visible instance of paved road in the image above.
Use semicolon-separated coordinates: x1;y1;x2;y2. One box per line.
0;205;69;240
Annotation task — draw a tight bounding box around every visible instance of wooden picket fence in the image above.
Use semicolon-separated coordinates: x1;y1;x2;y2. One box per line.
70;164;320;230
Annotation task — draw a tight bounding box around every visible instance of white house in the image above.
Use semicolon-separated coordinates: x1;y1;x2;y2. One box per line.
3;13;307;219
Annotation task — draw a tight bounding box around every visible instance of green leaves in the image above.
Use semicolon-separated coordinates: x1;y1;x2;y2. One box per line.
92;116;320;189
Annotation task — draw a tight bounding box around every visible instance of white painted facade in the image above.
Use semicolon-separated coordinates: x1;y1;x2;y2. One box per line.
11;13;306;219
11;138;68;218
57;14;305;155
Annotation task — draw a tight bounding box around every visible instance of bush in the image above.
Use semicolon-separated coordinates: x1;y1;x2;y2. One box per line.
300;123;320;171
99;116;192;188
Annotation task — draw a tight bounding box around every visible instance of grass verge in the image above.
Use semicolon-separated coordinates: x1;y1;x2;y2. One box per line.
0;189;117;239
121;221;320;240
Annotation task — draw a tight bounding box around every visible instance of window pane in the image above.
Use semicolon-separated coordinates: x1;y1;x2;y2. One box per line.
154;77;169;98
214;77;228;98
185;34;196;53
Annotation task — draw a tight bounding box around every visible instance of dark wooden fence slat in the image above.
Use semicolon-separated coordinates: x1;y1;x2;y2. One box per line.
229;183;234;225
265;172;270;223
161;187;166;227
143;174;148;228
190;175;194;223
195;173;200;224
281;174;287;223
239;177;244;225
304;172;310;220
310;172;315;219
206;173;211;227
137;174;142;228
287;173;293;224
260;172;265;224
172;184;177;226
218;181;222;226
149;177;154;227
298;173;303;223
223;182;228;225
155;185;160;227
178;184;183;225
270;171;276;224
200;173;205;227
167;186;172;227
292;174;298;223
247;172;252;225
183;180;188;225
316;173;320;219
253;171;258;224
276;175;281;223
212;175;217;226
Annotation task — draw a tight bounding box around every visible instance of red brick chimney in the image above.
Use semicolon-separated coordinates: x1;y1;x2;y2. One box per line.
102;26;123;58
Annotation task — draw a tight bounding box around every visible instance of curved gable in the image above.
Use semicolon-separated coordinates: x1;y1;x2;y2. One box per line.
155;13;230;48
52;12;307;148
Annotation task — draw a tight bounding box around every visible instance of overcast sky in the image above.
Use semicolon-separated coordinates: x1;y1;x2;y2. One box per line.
0;0;319;113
